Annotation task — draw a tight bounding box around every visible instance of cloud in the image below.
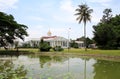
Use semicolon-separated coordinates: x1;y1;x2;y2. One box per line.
88;0;112;3
88;0;112;7
50;28;69;37
53;0;76;23
26;25;44;38
0;0;18;11
53;15;76;23
26;24;72;40
60;0;74;13
27;16;44;22
91;11;102;24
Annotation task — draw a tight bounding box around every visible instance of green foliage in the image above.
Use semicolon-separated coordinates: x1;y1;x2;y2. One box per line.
70;41;78;48
100;8;112;23
76;36;85;41
86;37;94;48
0;12;28;49
53;46;64;51
93;14;120;49
39;56;52;68
21;42;31;48
39;39;51;52
0;60;27;79
75;4;93;24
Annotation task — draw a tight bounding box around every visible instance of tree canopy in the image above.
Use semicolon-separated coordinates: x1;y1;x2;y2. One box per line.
0;12;28;49
93;9;120;49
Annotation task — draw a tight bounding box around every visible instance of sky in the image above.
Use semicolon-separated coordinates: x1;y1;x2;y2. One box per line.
0;0;120;41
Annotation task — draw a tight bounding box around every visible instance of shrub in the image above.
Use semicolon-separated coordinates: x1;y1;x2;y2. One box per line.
53;46;64;51
39;39;51;52
70;42;78;48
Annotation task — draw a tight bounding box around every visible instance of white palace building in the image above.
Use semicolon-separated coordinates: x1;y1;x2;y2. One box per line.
41;30;69;48
25;30;84;48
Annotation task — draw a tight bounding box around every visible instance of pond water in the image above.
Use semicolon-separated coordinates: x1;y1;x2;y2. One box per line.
0;54;120;79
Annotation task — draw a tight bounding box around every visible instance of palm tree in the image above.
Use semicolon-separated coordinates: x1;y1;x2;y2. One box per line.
75;4;93;51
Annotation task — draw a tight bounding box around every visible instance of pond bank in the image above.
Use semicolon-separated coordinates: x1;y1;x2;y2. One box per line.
0;48;120;62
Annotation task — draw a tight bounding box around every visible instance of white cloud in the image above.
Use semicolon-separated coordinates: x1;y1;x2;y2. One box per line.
53;15;76;23
91;12;102;23
88;0;112;7
0;0;18;11
51;28;66;33
60;0;74;13
26;25;44;39
27;16;44;22
50;28;69;37
88;0;112;3
53;0;76;23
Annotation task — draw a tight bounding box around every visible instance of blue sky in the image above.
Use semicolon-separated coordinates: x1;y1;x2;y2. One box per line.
0;0;120;41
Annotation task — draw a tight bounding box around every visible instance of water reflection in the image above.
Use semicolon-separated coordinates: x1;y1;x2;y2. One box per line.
0;60;27;79
93;60;120;79
0;54;120;79
39;56;52;68
39;56;67;68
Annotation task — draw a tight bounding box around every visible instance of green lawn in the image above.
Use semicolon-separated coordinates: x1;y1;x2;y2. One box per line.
63;48;120;56
0;48;120;56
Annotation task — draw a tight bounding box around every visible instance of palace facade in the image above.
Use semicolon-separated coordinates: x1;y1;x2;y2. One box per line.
41;30;69;48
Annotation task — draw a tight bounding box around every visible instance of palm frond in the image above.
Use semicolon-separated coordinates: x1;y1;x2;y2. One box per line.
75;3;93;24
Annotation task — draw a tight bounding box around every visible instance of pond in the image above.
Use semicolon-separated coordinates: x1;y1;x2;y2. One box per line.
0;54;120;79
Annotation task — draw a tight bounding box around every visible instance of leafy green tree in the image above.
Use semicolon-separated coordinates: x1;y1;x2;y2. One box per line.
93;9;120;49
76;36;85;41
39;39;51;52
100;8;112;23
0;12;28;49
70;40;78;48
86;37;94;48
53;46;64;51
75;4;93;51
20;42;31;48
14;40;19;52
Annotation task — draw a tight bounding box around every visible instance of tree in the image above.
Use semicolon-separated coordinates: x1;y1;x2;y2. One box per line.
14;40;19;52
100;8;112;23
76;36;85;41
75;4;93;51
0;12;28;49
93;9;120;49
86;37;94;48
70;40;78;48
39;39;51;52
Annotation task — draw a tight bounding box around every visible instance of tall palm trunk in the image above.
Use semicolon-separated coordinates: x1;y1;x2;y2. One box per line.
75;4;93;51
84;23;87;51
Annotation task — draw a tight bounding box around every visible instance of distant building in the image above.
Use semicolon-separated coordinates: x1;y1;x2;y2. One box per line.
27;38;40;48
41;30;69;48
75;41;84;48
88;44;97;49
24;30;69;48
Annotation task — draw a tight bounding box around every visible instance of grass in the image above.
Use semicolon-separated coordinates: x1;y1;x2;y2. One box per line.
0;48;120;56
0;48;120;62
